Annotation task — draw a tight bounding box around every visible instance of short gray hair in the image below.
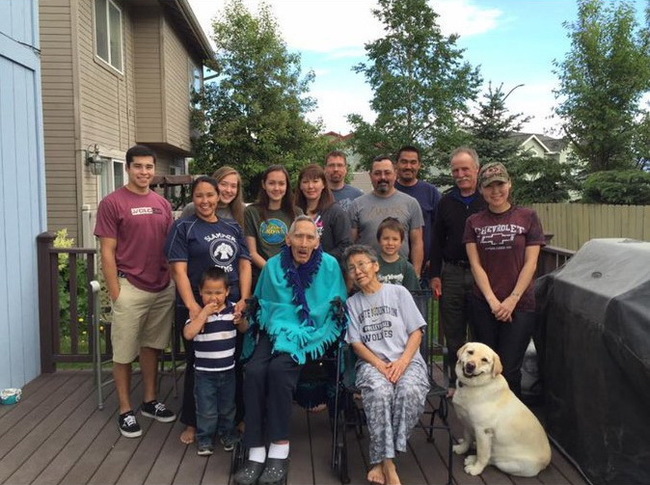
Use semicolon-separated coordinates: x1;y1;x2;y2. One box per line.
288;215;319;237
343;244;378;265
450;147;480;169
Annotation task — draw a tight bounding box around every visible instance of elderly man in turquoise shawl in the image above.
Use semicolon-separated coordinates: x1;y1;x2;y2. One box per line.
235;215;347;485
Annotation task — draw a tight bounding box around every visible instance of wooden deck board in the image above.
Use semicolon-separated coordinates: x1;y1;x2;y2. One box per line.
0;370;590;485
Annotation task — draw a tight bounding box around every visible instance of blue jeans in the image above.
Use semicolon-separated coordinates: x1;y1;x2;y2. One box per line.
194;368;236;448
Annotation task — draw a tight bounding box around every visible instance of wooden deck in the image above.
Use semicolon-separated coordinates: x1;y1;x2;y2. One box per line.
0;369;590;485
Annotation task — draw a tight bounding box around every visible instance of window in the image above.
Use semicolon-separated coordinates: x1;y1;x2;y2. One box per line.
95;0;123;72
189;61;202;107
101;159;125;198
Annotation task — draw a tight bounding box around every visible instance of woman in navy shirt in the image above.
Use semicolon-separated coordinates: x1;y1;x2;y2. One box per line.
166;175;252;445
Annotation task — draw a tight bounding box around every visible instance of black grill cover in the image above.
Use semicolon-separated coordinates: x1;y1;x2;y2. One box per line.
537;239;650;485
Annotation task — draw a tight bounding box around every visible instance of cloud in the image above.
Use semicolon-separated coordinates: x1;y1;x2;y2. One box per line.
188;0;503;53
436;0;503;37
307;85;376;135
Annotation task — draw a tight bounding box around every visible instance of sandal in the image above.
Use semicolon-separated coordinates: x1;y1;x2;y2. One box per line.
234;460;266;485
258;457;290;485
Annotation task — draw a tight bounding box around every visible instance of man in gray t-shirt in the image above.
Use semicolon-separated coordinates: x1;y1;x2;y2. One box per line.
349;156;425;276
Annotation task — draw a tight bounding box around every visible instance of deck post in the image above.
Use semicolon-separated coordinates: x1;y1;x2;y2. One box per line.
37;232;57;373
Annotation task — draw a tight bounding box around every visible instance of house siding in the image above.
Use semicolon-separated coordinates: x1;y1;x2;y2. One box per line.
161;17;192;153
40;0;79;239
133;7;164;143
42;0;206;245
0;0;46;388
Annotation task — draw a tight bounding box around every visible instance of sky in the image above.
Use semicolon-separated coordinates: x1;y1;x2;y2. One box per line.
185;0;643;137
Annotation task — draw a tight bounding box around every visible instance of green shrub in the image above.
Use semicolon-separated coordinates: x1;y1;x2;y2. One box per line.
53;229;89;340
582;170;650;205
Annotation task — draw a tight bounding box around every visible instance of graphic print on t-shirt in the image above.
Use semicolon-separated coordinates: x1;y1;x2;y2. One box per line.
358;305;398;343
130;206;163;216
259;218;288;245
204;232;238;272
476;223;525;251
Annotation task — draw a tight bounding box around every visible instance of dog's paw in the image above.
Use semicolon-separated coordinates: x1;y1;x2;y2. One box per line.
453;440;470;455
463;456;485;476
464;455;477;466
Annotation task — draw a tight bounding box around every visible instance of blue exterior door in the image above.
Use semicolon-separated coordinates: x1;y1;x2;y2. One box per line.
0;0;46;388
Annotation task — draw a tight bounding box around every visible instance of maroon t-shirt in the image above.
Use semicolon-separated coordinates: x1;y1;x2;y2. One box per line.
463;206;545;311
94;186;173;292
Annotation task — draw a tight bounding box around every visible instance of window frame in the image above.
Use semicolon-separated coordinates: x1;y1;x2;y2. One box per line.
94;0;124;73
101;158;126;198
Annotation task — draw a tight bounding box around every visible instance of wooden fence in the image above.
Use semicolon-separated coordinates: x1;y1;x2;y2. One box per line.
531;203;650;251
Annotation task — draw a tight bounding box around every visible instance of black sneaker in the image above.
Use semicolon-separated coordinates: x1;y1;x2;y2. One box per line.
140;400;176;423
118;410;142;438
220;434;240;452
197;445;214;456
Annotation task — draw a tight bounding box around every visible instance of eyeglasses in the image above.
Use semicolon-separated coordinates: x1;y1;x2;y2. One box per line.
347;260;374;273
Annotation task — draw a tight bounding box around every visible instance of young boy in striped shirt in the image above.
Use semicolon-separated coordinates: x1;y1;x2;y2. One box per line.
184;267;249;456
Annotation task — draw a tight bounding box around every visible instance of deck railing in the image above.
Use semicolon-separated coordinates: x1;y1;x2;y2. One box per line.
36;232;576;372
538;244;576;278
37;232;102;372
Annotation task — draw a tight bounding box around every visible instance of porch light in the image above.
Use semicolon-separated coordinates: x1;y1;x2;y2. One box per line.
86;144;104;176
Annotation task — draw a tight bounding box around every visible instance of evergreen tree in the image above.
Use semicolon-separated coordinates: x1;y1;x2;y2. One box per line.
466;83;576;204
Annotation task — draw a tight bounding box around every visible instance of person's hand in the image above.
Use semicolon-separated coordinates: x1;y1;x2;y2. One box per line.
374;360;391;380
492;300;514;323
387;357;409;383
431;277;442;299
200;302;220;317
188;302;203;321
109;286;120;303
234;298;247;319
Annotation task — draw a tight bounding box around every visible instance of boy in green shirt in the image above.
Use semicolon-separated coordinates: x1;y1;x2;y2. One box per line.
376;217;419;291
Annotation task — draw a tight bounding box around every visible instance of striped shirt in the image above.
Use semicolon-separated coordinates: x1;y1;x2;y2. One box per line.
188;304;237;372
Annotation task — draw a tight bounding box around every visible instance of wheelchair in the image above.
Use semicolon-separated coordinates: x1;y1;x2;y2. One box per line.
333;289;454;485
230;297;350;485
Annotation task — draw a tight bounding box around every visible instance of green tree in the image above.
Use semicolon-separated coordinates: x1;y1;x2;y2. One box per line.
583;169;650;204
347;0;481;169
553;0;650;172
465;83;576;204
191;0;328;200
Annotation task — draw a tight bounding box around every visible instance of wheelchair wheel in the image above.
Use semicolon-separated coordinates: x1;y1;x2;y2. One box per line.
334;405;350;484
230;441;246;476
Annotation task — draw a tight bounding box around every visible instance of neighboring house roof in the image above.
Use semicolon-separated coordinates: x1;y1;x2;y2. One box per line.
159;0;215;61
510;132;568;155
324;131;354;142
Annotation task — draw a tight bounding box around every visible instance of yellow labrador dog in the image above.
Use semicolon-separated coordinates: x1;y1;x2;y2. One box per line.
452;342;551;477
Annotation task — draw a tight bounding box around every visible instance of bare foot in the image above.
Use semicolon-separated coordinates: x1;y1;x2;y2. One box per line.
308;403;327;413
367;464;385;484
383;459;401;485
180;426;196;445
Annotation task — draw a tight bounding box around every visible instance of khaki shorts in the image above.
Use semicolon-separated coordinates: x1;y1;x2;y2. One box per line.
111;277;175;364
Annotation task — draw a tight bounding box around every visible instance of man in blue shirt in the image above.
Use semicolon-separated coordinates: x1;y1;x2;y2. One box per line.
395;145;441;277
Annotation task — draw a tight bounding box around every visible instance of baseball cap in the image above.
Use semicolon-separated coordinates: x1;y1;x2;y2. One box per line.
479;162;510;188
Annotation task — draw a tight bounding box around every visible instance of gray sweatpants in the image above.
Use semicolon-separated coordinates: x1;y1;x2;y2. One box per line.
356;357;429;464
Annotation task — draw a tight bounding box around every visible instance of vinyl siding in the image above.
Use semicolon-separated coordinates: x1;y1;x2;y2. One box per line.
133;6;163;143
40;0;79;239
161;16;191;153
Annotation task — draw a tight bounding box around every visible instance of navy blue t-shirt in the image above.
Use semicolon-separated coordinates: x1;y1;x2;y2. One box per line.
165;215;251;301
395;180;442;263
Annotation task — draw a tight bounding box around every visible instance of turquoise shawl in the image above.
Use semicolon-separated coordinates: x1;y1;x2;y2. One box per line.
243;245;347;364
